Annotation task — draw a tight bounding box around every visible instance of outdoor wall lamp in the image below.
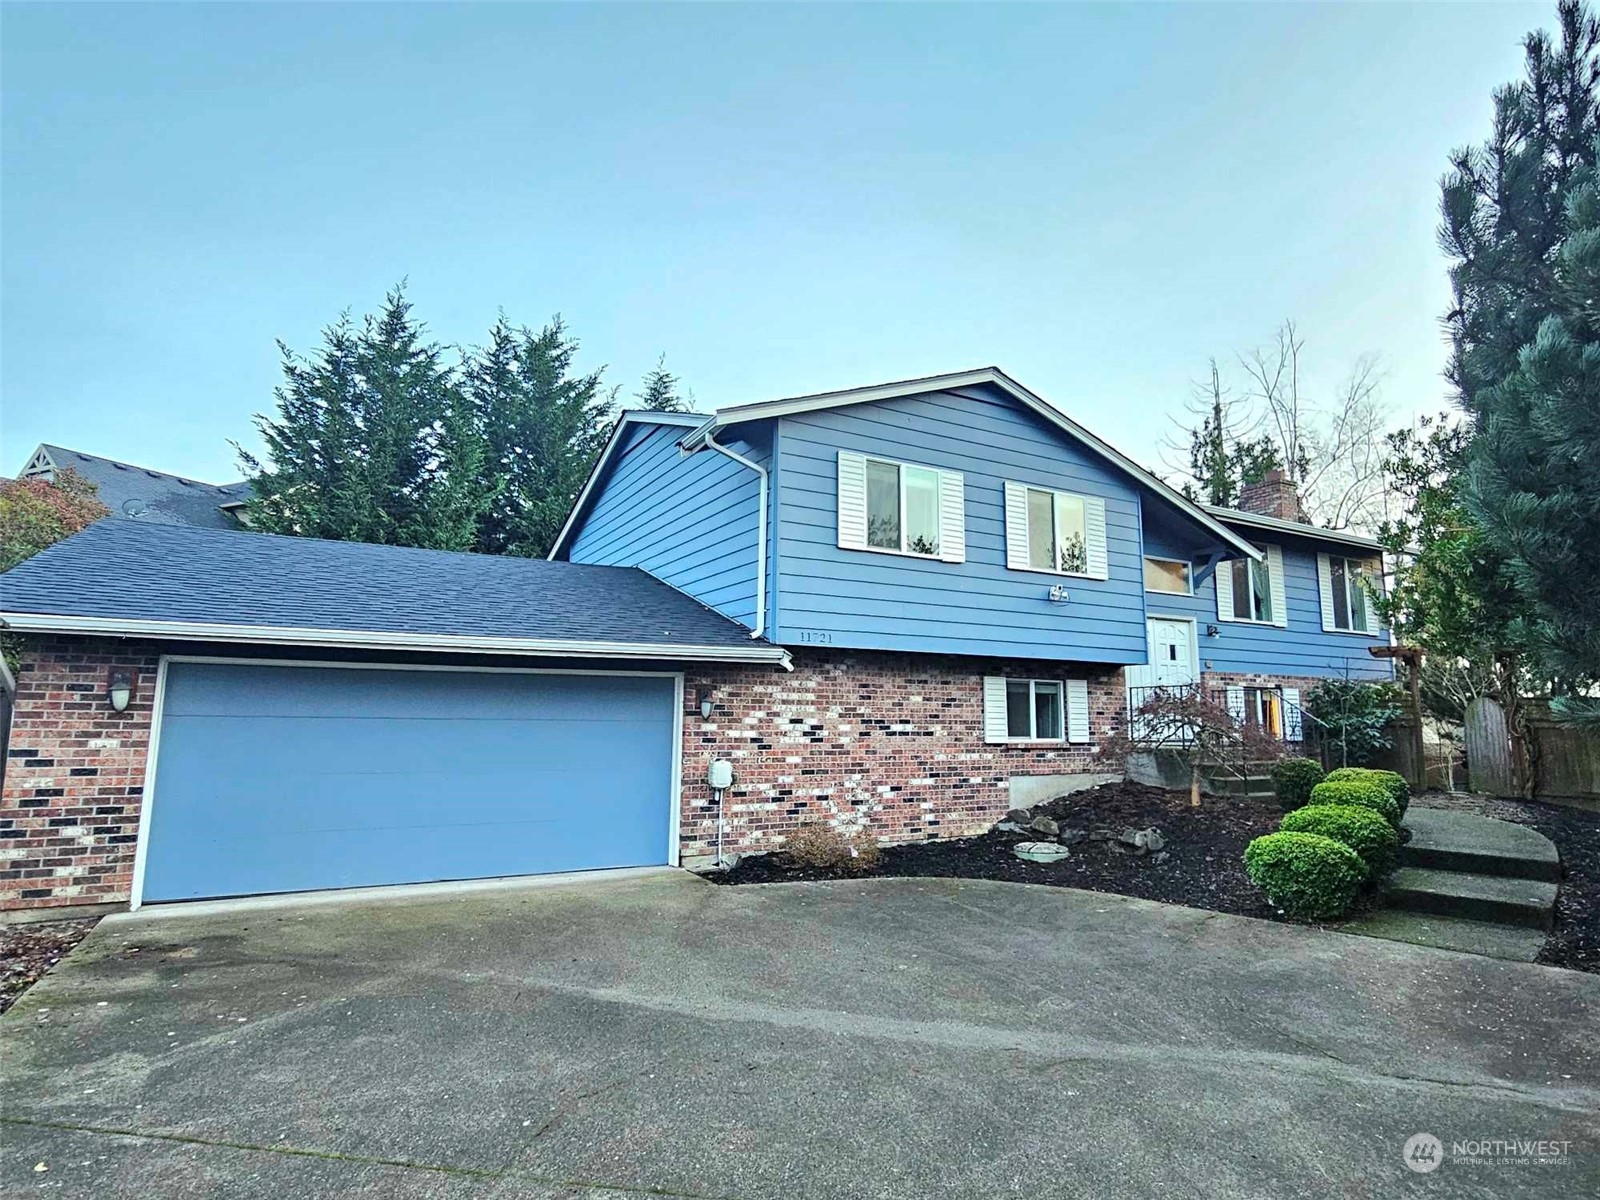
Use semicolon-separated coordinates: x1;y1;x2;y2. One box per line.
106;668;134;713
1205;624;1221;638
698;687;714;720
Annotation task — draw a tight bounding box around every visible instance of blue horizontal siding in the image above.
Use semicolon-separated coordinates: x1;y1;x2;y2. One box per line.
770;383;1147;663
1141;526;1392;680
566;421;764;627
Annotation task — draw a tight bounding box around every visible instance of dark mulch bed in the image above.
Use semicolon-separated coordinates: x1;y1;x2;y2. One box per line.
713;780;1299;922
1413;792;1599;975
0;919;99;1015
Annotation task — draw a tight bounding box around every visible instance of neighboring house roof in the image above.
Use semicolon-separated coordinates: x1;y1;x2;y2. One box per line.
19;444;252;530
1204;504;1384;553
665;367;1263;562
0;520;790;666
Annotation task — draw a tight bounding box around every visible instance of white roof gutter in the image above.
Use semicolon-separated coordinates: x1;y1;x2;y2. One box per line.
0;613;794;669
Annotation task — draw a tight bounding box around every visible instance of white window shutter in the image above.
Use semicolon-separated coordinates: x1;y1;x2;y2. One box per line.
1317;553;1336;632
982;677;1009;743
837;451;868;550
1282;687;1303;741
938;471;966;563
1065;679;1091;743
1082;496;1108;580
1267;545;1287;627
1215;558;1235;622
1225;685;1246;725
1363;558;1383;635
1003;482;1030;571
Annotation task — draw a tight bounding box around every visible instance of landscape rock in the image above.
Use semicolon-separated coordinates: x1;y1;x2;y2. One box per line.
1118;827;1166;854
1005;809;1033;825
995;821;1024;834
1027;815;1060;837
1057;828;1087;846
1088;828;1116;842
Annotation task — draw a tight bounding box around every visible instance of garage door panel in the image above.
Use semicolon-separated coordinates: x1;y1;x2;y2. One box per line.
142;663;677;902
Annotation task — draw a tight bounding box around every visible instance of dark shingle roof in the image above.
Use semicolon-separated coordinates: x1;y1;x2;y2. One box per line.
35;445;252;530
0;521;782;659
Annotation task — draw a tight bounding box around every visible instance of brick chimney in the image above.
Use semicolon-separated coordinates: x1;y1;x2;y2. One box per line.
1235;469;1309;523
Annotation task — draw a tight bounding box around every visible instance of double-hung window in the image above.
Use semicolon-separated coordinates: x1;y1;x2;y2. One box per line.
1003;482;1108;579
838;451;966;563
1318;553;1380;634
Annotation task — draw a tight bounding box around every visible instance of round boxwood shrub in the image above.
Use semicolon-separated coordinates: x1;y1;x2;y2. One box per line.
1308;778;1400;828
1324;767;1410;818
1244;831;1367;920
1279;803;1399;877
1269;757;1326;811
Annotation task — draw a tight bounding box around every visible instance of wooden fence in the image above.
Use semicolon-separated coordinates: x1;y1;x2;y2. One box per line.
1462;696;1600;803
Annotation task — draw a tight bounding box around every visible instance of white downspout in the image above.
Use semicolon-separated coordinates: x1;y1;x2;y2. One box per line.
702;431;768;640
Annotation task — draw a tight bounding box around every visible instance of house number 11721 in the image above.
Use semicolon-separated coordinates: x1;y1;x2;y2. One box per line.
797;631;834;645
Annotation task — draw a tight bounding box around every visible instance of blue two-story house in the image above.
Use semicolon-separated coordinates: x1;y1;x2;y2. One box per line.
0;367;1391;913
552;367;1389;861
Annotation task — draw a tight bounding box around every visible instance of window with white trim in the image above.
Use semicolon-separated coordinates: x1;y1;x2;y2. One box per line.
1143;557;1192;595
865;458;941;556
1006;679;1063;740
1228;557;1275;623
1327;556;1370;632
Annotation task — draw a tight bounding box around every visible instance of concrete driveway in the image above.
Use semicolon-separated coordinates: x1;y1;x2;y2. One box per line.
2;872;1596;1199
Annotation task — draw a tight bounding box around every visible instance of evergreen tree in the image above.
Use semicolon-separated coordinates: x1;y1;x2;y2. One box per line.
1184;361;1282;506
464;316;614;557
1444;0;1600;722
239;287;489;549
635;354;691;413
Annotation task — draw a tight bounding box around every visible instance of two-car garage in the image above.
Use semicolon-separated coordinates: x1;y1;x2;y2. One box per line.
139;661;680;904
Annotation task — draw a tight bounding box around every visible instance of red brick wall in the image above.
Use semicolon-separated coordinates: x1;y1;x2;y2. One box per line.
1202;670;1328;745
1;638;160;911
680;650;1125;861
0;637;1123;910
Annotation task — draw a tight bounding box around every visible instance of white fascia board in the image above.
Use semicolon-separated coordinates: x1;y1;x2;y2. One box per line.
1204;506;1383;552
0;612;794;668
682;367;1262;561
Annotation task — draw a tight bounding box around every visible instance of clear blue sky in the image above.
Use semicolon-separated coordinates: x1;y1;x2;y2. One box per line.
2;2;1544;485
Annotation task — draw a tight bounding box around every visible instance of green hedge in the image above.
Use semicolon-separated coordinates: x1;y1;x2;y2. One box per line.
1324;767;1410;818
1308;778;1401;828
1280;803;1399;877
1269;757;1325;811
1244;831;1367;920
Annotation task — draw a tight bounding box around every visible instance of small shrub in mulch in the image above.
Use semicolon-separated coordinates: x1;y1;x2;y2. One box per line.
1280;803;1400;877
784;823;881;875
1269;757;1325;811
1309;779;1400;827
1;919;98;1015
1243;831;1367;920
1324;767;1410;819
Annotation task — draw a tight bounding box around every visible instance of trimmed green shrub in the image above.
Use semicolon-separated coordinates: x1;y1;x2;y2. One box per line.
1244;831;1367;920
1280;804;1399;877
1324;767;1410;818
1308;778;1401;827
1269;757;1326;811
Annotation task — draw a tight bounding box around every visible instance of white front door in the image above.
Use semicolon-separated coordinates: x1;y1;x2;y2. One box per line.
1126;619;1199;739
1147;618;1197;689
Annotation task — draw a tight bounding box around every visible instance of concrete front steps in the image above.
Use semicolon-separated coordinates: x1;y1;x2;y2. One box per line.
1342;807;1561;962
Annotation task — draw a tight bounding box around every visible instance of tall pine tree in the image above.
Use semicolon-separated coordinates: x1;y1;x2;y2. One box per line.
239;288;489;549
1444;0;1600;722
464;316;614;557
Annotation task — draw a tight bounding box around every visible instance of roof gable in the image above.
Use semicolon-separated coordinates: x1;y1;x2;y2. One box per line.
21;444;252;530
679;368;1260;560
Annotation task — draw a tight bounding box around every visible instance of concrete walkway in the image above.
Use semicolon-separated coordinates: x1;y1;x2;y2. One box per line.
2;873;1596;1198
